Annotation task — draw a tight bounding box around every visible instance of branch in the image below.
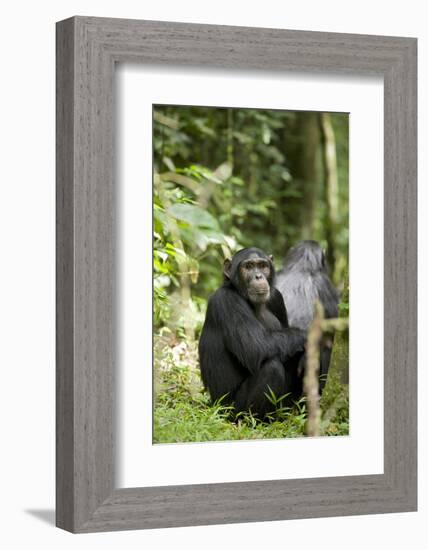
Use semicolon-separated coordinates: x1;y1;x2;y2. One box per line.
304;302;324;437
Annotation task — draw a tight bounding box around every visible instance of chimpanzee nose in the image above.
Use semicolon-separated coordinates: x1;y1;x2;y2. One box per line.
255;273;263;280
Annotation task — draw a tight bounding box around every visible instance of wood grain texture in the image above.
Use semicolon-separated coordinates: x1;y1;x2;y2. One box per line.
56;16;417;533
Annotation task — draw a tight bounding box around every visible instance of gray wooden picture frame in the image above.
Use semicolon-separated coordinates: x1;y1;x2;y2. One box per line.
56;16;417;533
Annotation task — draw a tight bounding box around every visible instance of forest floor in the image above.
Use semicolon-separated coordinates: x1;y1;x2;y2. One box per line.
153;332;349;444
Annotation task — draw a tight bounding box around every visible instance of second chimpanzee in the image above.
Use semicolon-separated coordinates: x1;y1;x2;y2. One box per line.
276;240;340;392
198;248;306;418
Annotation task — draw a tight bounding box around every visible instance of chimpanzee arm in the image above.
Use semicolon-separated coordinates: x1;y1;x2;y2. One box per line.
266;288;306;362
275;327;307;363
209;288;305;375
316;273;340;318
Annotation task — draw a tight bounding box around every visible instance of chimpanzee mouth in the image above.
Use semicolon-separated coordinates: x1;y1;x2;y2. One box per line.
249;287;270;301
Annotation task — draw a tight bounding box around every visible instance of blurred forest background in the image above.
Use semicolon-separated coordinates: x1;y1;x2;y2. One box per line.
153;105;349;443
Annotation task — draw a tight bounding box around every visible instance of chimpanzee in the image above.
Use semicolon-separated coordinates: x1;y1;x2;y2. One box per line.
198;247;306;418
276;240;340;392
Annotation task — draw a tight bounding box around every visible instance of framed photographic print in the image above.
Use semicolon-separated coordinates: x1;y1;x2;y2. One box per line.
56;16;417;532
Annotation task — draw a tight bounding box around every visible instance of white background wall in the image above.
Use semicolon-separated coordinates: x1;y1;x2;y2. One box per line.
0;1;425;548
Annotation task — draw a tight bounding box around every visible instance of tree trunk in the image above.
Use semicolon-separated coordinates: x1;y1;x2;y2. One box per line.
327;271;349;385
320;113;339;274
283;112;321;241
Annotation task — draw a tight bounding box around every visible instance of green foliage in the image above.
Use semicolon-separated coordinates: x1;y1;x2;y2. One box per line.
319;371;350;436
168;203;220;230
153;105;349;311
152;104;349;441
338;302;350;316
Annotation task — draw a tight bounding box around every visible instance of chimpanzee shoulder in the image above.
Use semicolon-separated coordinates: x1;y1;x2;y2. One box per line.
206;284;252;318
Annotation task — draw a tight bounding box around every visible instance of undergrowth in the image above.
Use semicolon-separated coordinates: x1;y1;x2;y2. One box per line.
153;332;349;444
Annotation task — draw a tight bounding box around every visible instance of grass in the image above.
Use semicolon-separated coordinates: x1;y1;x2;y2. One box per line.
153;331;349;444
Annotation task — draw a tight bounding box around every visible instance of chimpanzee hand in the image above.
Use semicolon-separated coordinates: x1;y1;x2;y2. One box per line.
276;327;307;363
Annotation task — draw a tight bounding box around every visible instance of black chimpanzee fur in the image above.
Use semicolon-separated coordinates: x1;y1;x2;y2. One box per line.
198;247;306;418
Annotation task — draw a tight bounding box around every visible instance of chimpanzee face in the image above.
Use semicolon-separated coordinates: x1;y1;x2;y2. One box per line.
238;253;272;304
223;248;275;305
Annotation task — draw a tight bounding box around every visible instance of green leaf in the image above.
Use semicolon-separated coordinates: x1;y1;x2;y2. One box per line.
212;162;233;182
168;204;220;230
200;230;228;245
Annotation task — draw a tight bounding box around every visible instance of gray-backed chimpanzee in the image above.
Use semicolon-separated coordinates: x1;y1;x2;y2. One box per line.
276;240;339;392
198;248;306;418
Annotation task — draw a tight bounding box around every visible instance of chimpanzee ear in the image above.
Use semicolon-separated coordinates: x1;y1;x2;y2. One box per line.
268;254;274;263
223;258;232;279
